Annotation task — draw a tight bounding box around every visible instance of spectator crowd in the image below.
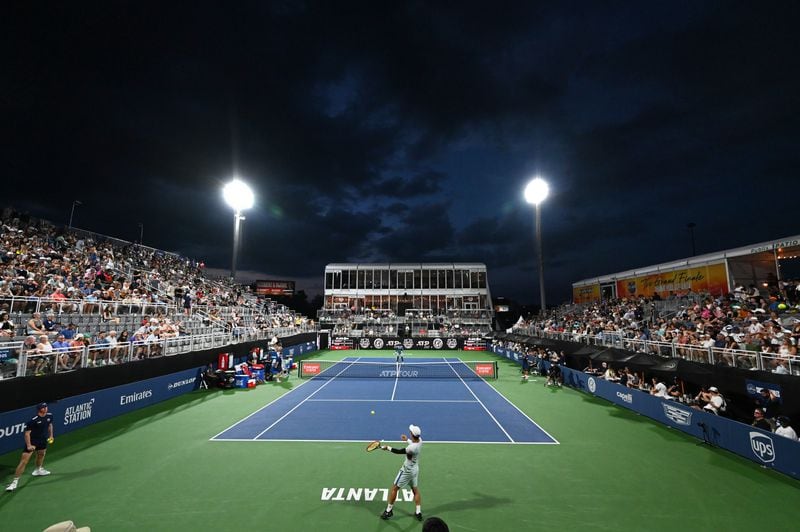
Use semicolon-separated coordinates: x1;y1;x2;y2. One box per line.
0;209;311;377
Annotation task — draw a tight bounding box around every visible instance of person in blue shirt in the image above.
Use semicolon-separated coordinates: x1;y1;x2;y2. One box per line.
6;403;54;491
51;334;73;371
270;348;282;382
59;323;77;340
42;313;59;333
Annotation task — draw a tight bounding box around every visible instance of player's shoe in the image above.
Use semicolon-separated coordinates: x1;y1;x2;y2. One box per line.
380;509;393;520
6;479;18;491
415;512;423;521
32;468;50;476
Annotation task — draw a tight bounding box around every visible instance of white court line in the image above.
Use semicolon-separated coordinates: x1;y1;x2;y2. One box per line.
390;361;400;401
210;438;554;445
445;359;515;443
251;357;363;440
306;398;478;403
209;372;318;441
463;356;560;444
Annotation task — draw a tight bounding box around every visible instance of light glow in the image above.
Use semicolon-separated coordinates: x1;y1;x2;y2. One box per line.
223;179;255;212
524;177;549;206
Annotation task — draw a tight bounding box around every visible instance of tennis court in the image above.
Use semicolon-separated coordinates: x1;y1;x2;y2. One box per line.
212;357;557;444
1;349;799;532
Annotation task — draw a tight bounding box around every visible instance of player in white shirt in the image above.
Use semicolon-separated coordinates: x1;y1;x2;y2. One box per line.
380;424;423;521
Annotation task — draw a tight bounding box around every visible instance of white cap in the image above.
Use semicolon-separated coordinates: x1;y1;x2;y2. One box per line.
408;424;421;437
709;386;719;392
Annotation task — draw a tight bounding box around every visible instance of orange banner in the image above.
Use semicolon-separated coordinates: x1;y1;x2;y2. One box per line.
573;283;601;304
616;263;729;298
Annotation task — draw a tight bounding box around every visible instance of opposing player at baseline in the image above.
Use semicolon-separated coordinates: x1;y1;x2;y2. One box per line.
380;424;423;521
395;344;404;363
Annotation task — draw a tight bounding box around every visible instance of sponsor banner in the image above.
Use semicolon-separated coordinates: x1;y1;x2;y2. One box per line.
474;363;495;377
331;337;353;350
573;283;601;304
282;341;317;358
491;346;800;480
349;337;464;350
0;366;202;455
745;379;782;401
616;262;729;299
303;363;321;376
463;337;487;351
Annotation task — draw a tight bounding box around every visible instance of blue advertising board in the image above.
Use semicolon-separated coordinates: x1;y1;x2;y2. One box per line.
492;345;800;480
0;341;318;456
0;366;203;455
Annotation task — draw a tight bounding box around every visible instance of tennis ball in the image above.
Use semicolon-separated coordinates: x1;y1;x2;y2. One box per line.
370;410;375;415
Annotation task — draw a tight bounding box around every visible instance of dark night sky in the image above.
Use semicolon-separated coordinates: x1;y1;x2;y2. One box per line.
4;1;800;304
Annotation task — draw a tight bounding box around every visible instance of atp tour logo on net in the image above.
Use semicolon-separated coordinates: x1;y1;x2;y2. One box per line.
750;432;776;463
380;368;420;378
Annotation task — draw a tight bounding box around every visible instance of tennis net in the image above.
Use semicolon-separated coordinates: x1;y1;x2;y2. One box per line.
297;360;498;380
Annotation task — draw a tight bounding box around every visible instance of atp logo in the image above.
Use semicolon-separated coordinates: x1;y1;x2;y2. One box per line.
403;338;414;349
373;338;385;349
749;432;776;463
587;377;597;394
359;338;370;349
446;338;458;349
432;338;443;349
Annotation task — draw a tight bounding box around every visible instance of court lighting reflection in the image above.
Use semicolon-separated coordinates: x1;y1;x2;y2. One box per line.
223;178;254;281
524;177;549;316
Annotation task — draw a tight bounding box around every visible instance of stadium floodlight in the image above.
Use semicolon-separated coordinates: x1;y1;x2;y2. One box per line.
524;177;549;316
223;178;254;281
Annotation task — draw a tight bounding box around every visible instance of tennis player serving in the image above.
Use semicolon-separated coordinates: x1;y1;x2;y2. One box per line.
380;424;423;521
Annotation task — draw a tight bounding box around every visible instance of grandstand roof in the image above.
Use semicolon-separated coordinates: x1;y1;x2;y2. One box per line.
325;263;487;271
573;234;800;287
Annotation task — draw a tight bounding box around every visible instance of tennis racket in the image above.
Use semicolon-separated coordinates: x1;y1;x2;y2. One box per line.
366;440;381;452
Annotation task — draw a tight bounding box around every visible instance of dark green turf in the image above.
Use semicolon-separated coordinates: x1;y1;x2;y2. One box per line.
1;350;797;531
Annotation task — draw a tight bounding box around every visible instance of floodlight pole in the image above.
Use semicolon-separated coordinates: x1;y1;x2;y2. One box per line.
535;203;546;316
231;210;242;281
68;200;82;228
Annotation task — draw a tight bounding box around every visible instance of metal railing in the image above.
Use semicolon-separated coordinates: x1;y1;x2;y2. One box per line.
514;326;800;375
0;324;316;380
0;295;170;317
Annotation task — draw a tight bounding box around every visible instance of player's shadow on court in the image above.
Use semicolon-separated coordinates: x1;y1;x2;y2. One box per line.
424;492;512;514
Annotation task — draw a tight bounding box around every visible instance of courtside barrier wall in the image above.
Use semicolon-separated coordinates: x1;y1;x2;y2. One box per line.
491;346;800;480
0;333;317;412
0;366;203;455
0;337;319;456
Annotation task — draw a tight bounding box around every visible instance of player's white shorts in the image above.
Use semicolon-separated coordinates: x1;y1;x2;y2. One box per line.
393;466;419;488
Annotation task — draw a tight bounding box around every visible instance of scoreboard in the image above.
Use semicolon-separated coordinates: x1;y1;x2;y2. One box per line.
255;279;295;296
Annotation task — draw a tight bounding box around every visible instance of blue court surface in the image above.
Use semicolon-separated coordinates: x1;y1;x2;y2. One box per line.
211;357;558;445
